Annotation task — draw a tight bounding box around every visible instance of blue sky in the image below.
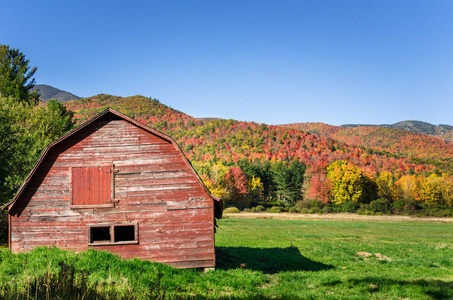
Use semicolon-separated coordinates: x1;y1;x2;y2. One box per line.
2;0;452;125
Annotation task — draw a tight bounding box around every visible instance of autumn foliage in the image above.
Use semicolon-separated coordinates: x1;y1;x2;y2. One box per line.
65;94;453;208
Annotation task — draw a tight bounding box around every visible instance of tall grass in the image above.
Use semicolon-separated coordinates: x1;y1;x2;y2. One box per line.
0;248;171;299
0;218;452;299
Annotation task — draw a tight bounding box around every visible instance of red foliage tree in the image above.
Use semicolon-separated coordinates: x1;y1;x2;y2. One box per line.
306;172;332;203
224;166;248;204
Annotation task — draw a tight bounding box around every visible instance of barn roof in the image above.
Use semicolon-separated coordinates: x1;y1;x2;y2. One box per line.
3;108;223;218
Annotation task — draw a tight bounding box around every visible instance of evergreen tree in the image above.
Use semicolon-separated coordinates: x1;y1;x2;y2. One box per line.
0;45;39;104
273;160;306;204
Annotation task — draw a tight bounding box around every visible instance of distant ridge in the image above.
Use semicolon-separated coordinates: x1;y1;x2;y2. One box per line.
32;84;81;102
341;121;453;140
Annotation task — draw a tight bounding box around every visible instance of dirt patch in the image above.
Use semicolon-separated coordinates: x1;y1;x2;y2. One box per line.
356;252;392;261
375;253;392;262
356;252;373;258
223;212;453;224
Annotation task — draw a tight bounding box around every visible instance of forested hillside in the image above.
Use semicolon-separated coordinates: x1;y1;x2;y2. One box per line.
282;123;453;168
65;95;436;175
339;120;453;142
65;95;453;209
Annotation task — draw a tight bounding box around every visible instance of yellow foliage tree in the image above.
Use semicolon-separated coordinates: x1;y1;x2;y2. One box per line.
195;161;228;198
247;176;264;202
327;161;376;204
438;174;453;207
396;175;422;202
420;174;443;205
376;171;399;201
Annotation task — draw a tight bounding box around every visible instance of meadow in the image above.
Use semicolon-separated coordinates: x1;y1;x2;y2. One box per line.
0;217;452;299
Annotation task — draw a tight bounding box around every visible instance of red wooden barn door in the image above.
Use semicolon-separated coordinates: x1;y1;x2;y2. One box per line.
72;166;111;205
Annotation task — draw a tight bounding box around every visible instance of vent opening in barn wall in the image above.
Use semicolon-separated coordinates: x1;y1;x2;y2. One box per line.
3;108;223;270
88;223;138;245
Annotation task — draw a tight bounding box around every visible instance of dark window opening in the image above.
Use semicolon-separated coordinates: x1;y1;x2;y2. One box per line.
90;227;111;243
88;224;138;245
114;225;135;242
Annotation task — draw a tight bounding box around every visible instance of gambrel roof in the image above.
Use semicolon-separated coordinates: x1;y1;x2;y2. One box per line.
3;108;223;218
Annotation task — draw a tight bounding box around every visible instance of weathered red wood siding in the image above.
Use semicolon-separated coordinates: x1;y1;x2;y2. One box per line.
9;119;215;268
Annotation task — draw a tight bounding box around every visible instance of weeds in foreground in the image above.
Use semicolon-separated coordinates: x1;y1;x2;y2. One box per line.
0;219;452;299
0;261;167;300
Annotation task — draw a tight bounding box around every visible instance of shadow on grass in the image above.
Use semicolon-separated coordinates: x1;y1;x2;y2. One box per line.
323;276;453;300
216;246;333;274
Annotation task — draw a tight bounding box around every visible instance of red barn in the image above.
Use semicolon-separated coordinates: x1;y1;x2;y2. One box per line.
3;108;222;269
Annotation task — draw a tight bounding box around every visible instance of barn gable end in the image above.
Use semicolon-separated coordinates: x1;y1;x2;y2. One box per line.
4;108;221;269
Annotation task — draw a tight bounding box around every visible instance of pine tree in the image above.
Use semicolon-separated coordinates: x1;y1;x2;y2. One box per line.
0;45;39;104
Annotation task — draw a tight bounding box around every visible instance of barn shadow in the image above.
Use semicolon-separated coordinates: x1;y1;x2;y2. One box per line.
215;246;333;274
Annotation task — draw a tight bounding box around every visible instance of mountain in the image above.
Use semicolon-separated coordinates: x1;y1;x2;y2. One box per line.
32;84;81;102
341;120;453;142
65;94;451;176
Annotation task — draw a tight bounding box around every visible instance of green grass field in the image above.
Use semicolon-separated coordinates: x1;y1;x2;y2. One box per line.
0;218;452;299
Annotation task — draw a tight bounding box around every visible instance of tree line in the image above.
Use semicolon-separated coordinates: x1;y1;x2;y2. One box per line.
193;158;453;209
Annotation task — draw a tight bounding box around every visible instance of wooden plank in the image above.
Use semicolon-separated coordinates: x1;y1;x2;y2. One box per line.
168;260;215;269
82;144;175;153
115;170;192;180
58;152;181;162
13;209;212;225
115;177;199;188
116;163;189;173
114;189;209;200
